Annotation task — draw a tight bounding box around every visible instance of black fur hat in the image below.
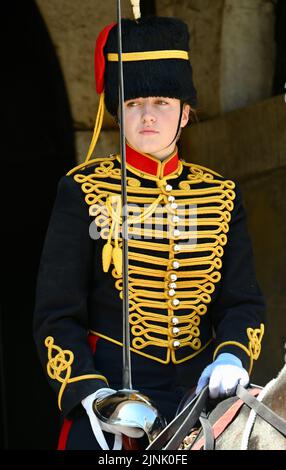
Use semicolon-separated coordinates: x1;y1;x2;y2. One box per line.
103;17;197;116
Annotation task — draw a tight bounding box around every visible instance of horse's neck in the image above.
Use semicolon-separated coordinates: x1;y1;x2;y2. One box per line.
262;364;286;419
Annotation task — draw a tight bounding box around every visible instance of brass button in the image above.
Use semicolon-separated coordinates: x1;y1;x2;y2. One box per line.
170;273;177;281
165;184;172;191
168;195;175;202
172;261;180;269
174;244;180;252
170;202;178;209
173;229;181;237
172;215;180;223
171;317;179;325
169;282;177;289
172;327;180;336
168;289;176;297
172;299;180;306
173;340;181;349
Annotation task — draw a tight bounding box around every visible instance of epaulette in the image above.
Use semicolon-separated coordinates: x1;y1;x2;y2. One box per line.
66;154;118;176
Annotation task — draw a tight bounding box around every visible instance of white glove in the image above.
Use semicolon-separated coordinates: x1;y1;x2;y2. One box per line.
82;388;144;450
195;353;249;399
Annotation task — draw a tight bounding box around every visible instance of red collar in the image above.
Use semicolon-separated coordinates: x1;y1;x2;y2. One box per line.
125;144;179;178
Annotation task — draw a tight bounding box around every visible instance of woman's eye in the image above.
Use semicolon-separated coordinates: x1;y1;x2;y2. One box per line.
156;100;168;105
126;101;140;107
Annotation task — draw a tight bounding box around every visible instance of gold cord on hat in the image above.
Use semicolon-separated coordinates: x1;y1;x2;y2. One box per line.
85;91;105;163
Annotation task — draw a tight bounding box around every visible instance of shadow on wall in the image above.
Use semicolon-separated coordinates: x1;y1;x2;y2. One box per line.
2;1;76;449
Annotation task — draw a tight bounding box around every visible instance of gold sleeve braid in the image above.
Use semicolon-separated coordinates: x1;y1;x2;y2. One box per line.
73;157;238;364
45;336;108;410
213;323;264;374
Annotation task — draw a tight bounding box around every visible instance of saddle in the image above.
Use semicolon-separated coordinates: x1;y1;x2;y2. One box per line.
180;388;261;450
146;385;271;450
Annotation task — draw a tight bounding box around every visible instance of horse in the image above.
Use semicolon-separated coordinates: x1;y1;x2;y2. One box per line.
214;363;286;450
146;363;286;450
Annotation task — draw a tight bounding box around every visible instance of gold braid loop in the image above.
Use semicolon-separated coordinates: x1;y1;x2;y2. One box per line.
247;324;265;361
45;336;108;410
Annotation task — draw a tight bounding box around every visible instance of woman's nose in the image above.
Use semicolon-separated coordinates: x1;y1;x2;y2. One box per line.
141;105;156;124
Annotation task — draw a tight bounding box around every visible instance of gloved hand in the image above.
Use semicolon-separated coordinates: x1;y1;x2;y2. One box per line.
82;388;144;450
195;353;249;399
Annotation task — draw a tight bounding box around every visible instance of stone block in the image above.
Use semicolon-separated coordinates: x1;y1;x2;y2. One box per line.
75;129;119;164
156;0;276;117
180;94;286;180
241;169;286;383
36;0;131;128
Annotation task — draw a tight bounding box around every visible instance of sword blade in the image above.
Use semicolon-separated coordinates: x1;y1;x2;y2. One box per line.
117;0;132;390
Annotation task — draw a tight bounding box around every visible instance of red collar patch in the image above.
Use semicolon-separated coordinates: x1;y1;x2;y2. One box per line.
125;144;179;178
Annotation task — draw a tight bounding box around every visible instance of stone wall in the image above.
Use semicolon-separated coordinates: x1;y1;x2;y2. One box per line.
180;93;286;383
36;0;277;159
36;0;132;129
156;0;276;117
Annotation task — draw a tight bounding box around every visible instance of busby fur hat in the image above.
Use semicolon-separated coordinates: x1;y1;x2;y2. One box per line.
95;16;197;117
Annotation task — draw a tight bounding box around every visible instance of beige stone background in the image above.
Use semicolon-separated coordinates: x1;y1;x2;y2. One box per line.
36;0;286;384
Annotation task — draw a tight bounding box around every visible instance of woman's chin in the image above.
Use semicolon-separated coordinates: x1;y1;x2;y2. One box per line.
134;143;161;155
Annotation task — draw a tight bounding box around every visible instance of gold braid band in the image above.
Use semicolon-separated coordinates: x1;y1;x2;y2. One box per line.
107;50;189;62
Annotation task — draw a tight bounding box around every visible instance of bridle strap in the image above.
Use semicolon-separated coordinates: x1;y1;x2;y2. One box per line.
191;388;260;450
164;386;209;450
236;384;286;437
146;386;209;450
199;410;215;450
146;384;286;450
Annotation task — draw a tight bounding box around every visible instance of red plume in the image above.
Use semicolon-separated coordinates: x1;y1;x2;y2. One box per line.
94;22;117;94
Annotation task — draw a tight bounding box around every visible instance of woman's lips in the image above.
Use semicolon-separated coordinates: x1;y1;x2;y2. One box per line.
139;130;159;135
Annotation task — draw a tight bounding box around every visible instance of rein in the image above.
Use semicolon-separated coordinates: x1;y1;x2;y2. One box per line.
236;384;286;438
146;384;286;450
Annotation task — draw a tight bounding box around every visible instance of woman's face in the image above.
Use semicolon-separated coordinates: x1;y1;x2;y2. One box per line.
123;97;190;159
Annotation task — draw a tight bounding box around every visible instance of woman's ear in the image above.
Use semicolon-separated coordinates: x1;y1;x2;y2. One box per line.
180;104;190;128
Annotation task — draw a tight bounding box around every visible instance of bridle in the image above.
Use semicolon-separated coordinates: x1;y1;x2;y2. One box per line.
236;383;286;449
146;383;286;450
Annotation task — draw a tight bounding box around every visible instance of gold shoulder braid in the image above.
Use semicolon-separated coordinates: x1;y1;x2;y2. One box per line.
73;157;239;364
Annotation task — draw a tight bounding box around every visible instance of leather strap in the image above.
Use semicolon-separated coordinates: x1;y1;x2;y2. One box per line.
147;384;286;451
199;410;214;450
191;388;260;450
236;384;286;437
146;386;209;450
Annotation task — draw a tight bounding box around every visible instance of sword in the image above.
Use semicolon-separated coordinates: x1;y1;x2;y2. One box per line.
93;0;166;445
117;0;132;391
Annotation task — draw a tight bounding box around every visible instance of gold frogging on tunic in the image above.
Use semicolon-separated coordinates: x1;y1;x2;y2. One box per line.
72;156;237;365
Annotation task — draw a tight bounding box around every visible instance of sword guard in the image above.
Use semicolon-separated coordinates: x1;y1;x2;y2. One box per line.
93;388;166;444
